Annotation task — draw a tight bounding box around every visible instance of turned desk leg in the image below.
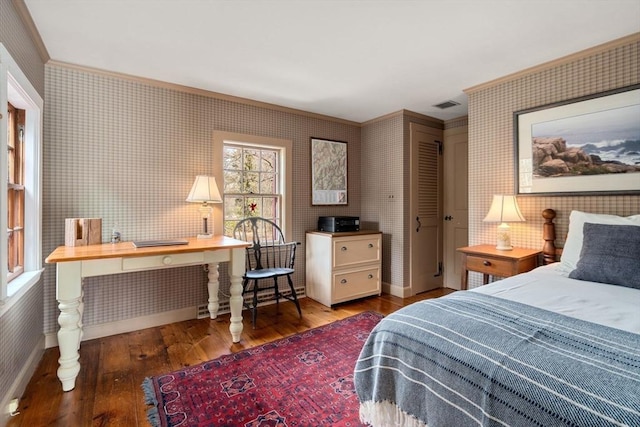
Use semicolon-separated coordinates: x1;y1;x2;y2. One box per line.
56;261;83;392
207;262;220;319
228;247;245;343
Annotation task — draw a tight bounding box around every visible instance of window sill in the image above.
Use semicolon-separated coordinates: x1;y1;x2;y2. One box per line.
0;269;43;318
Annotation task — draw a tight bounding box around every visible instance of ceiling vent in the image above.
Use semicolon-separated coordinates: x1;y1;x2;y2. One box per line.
433;100;460;109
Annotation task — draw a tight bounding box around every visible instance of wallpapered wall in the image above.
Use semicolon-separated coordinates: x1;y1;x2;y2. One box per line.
466;37;640;286
360;114;404;287
42;64;362;335
360;111;447;292
0;0;45;407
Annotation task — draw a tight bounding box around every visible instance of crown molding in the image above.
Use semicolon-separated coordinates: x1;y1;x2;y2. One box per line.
464;32;640;94
12;0;50;63
46;60;362;127
361;109;444;127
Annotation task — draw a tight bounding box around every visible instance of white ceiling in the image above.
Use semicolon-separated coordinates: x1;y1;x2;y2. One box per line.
23;0;640;123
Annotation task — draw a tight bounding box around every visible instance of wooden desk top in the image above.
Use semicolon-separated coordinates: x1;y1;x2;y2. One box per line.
46;236;250;263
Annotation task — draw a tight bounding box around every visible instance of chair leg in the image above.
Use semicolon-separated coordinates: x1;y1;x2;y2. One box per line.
287;274;302;318
273;277;280;308
241;278;250;311
252;280;259;328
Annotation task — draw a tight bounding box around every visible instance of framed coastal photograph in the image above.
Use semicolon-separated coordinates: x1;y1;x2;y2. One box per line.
311;138;348;205
514;84;640;195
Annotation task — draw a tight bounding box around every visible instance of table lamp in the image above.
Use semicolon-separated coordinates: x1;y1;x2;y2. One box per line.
186;175;222;239
483;195;525;250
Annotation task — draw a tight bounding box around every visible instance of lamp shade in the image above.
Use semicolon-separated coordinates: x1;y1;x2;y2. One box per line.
483;195;525;223
186;176;222;203
483;195;525;251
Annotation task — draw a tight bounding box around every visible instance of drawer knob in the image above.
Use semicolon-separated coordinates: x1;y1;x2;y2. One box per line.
368;243;373;248
368;274;373;279
483;260;491;266
341;246;347;251
162;256;173;265
340;279;347;284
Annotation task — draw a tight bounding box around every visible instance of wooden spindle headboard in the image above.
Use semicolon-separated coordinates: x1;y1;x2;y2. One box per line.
542;209;557;265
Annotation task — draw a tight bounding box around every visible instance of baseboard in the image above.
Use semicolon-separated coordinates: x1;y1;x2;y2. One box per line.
0;335;45;427
44;289;308;349
45;306;201;348
382;281;411;298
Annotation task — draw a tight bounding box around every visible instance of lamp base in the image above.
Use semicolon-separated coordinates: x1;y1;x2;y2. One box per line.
495;223;513;251
196;233;213;239
495;243;513;251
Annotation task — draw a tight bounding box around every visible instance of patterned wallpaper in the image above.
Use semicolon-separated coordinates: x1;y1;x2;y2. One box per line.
466;37;640;287
360;111;446;292
0;0;45;407
360;114;404;286
0;1;44;95
43;64;362;334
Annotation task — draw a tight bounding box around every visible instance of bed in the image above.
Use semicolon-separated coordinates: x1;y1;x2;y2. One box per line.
354;210;640;427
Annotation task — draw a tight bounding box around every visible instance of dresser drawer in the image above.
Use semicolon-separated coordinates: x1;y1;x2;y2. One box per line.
122;252;204;271
333;266;380;301
465;255;513;277
333;236;381;268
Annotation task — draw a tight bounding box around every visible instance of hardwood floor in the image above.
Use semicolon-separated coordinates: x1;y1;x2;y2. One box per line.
8;289;454;427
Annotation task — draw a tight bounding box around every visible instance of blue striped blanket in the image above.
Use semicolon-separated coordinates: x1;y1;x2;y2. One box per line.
354;292;640;427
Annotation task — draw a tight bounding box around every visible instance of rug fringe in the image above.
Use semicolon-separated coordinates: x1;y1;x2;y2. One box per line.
142;377;160;427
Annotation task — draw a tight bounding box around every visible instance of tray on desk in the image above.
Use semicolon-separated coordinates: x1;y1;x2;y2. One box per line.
132;239;189;248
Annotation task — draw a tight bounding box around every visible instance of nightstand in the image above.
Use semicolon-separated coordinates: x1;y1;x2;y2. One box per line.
457;245;541;290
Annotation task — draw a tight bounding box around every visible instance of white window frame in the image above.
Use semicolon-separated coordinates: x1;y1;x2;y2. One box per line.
0;44;43;312
213;131;292;239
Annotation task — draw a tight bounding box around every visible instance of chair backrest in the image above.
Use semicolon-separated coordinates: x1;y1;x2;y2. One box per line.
233;217;296;272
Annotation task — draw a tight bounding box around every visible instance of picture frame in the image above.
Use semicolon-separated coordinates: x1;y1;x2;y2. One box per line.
310;137;348;205
514;84;640;196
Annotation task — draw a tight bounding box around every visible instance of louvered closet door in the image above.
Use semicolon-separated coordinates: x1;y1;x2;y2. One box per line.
410;123;443;294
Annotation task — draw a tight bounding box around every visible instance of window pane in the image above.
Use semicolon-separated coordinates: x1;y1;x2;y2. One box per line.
261;197;279;220
223;146;242;170
259;173;276;194
245;197;261;217
244;172;259;193
224;196;245;220
243;149;259;171
224;220;239;237
224;171;242;193
260;150;276;172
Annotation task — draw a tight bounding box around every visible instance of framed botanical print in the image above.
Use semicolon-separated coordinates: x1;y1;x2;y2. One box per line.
310;138;348;205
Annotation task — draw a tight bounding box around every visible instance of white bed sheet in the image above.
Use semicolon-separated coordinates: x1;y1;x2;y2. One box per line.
471;263;640;334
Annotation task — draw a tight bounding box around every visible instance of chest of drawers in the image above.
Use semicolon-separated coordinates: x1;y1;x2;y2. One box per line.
305;230;382;307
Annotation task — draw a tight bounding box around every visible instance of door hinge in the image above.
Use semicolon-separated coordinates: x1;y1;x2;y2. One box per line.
436;140;443;155
434;261;443;277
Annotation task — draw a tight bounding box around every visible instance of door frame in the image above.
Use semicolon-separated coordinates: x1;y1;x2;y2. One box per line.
443;124;469;289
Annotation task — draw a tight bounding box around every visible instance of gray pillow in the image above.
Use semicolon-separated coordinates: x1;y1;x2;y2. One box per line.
569;222;640;289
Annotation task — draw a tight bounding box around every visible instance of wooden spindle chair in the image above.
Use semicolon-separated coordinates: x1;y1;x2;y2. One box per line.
233;217;302;327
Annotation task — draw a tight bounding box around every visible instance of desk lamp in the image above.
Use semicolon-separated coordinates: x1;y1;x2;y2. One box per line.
186;175;222;239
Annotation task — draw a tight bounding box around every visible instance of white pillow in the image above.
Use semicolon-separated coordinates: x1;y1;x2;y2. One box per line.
558;210;640;275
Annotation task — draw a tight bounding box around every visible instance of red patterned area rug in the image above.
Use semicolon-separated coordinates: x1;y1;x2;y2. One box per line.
142;311;383;427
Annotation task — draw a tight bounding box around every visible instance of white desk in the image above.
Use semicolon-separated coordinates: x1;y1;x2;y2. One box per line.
45;236;250;391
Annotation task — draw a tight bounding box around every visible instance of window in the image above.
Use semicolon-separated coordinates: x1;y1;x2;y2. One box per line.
213;131;292;240
7;102;25;283
223;144;282;235
1;44;43;305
